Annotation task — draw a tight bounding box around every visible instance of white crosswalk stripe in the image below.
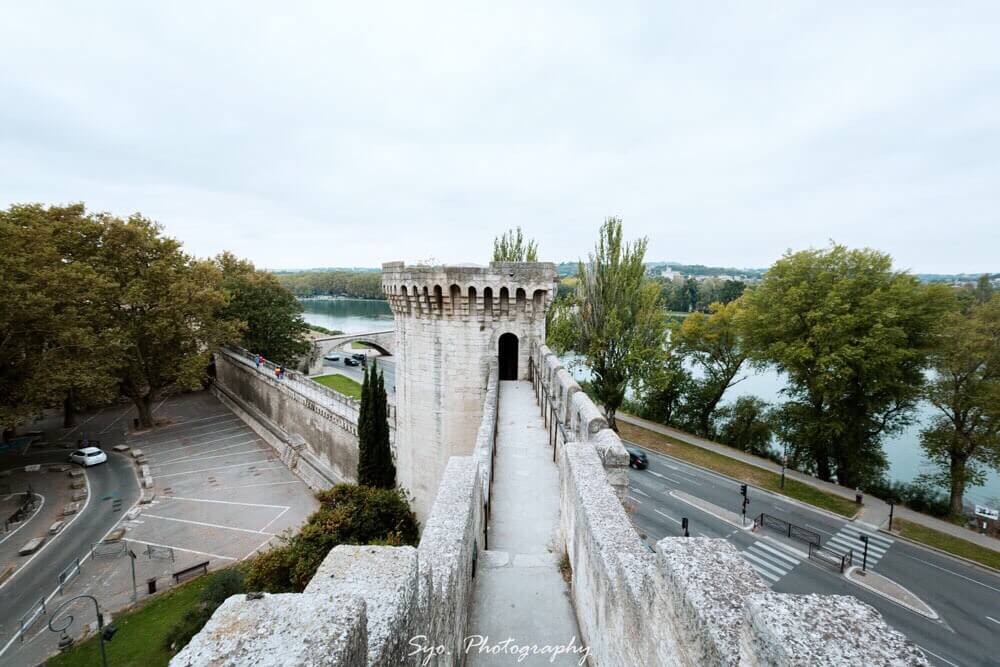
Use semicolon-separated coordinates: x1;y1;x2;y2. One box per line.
823;524;893;567
740;542;802;584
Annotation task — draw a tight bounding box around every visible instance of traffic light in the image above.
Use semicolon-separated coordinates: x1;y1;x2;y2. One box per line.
102;624;118;642
740;484;748;498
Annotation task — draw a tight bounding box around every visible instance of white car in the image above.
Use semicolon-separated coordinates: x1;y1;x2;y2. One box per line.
69;447;108;467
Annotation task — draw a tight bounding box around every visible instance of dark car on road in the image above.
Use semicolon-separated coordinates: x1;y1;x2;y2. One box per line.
351;353;366;361
344;357;360;367
627;447;648;470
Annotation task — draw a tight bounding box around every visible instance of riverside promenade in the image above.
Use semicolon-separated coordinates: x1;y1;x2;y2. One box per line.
468;381;583;665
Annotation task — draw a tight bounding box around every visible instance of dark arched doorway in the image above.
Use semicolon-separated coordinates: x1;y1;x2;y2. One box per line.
498;333;518;380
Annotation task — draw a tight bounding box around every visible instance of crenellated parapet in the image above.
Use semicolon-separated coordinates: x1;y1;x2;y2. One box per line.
382;261;557;322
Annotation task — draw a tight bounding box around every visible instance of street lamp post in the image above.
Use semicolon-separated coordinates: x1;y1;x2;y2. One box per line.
128;548;138;603
888;500;895;532
48;594;111;667
858;534;869;572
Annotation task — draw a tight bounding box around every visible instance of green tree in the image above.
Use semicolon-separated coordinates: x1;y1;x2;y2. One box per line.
919;295;1000;515
636;350;692;426
716;396;774;457
974;274;994;305
739;245;950;487
492;226;538;262
671;300;747;437
214;252;312;366
357;362;395;488
548;218;666;429
93;214;239;428
0;204;120;431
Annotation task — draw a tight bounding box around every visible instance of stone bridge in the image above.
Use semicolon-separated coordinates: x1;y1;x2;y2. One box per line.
309;329;394;374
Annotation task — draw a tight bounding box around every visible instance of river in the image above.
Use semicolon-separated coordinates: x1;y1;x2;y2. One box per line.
299;298;1000;505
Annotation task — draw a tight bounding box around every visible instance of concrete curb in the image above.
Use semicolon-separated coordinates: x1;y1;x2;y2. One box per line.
844;566;938;621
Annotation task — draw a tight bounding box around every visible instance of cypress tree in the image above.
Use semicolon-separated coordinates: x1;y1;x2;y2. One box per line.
357;363;376;485
357;361;396;488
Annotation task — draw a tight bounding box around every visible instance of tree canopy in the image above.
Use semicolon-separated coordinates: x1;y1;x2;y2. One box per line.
214;252;312;366
920;294;1000;514
739;244;951;487
357;362;395;488
548;218;665;428
492;226;539;262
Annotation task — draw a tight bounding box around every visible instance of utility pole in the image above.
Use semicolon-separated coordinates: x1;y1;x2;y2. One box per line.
859;534;869;571
887;500;895;531
780;444;787;489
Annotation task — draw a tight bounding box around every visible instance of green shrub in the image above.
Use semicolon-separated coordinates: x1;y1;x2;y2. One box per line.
244;484;419;593
163;568;246;653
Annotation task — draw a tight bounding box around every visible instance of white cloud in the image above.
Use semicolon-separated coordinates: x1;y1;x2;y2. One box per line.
1;2;997;272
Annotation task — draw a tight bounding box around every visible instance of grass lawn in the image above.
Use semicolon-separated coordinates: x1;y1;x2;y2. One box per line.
350;341;371;349
312;373;363;399
617;421;860;518
893;518;1000;570
45;573;215;667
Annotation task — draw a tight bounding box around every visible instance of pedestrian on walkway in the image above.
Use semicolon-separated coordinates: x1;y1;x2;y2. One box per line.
255;354;262;369
275;366;282;379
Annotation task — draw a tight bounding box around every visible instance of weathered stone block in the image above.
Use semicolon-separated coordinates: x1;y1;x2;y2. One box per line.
169;593;368;667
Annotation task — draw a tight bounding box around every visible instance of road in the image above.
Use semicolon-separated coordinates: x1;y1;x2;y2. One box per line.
625;441;1000;667
318;354;396;398
0;450;140;657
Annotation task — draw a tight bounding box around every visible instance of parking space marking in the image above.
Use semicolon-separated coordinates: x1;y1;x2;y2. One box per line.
154;462;285;479
259;507;291;532
139;412;234;432
142;513;276;535
211;480;303;491
243;535;278;560
143;426;247;454
157;438;262;463
156;446;265;467
165;496;288;510
127;538;238;562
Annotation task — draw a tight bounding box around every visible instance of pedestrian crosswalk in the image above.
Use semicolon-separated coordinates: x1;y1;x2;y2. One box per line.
740;541;802;584
823;524;893;567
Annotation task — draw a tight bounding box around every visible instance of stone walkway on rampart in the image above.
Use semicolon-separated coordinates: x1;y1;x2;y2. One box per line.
467;381;583;666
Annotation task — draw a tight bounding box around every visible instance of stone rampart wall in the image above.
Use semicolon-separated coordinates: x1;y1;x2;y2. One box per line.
214;346;397;489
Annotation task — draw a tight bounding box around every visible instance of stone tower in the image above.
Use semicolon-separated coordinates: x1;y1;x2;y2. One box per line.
382;261;557;520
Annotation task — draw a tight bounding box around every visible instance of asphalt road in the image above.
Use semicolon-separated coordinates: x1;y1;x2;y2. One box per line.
625;441;1000;667
0;449;139;656
319;354;397;397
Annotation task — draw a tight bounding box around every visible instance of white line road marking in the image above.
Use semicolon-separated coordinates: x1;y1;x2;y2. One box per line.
211;480;303;491
894;553;1000;593
631;487;650;497
628;496;644;504
243;534;278;560
260;507;291;532
752;541;800;566
742;551;786;577
157;437;263;463
145;425;247;454
915;645;959;667
136;412;235;433
154;462;285;479
155;447;266;467
986;616;1000;625
653;508;680;524
127;538;237;562
142;513;276;535
649;470;682;483
64;406;107;436
165;496;289;509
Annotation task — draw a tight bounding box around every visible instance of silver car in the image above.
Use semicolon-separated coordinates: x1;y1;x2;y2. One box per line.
69;446;108;467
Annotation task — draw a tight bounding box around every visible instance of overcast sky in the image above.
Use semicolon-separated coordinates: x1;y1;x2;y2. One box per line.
2;3;998;273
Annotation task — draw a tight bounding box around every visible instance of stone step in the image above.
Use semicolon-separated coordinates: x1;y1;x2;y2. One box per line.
49;520;65;534
62;502;80;516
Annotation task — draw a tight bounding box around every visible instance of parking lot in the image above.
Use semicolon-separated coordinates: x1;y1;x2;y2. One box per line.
125;392;319;563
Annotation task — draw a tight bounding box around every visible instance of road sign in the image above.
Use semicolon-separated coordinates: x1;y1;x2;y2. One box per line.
974;505;998;520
